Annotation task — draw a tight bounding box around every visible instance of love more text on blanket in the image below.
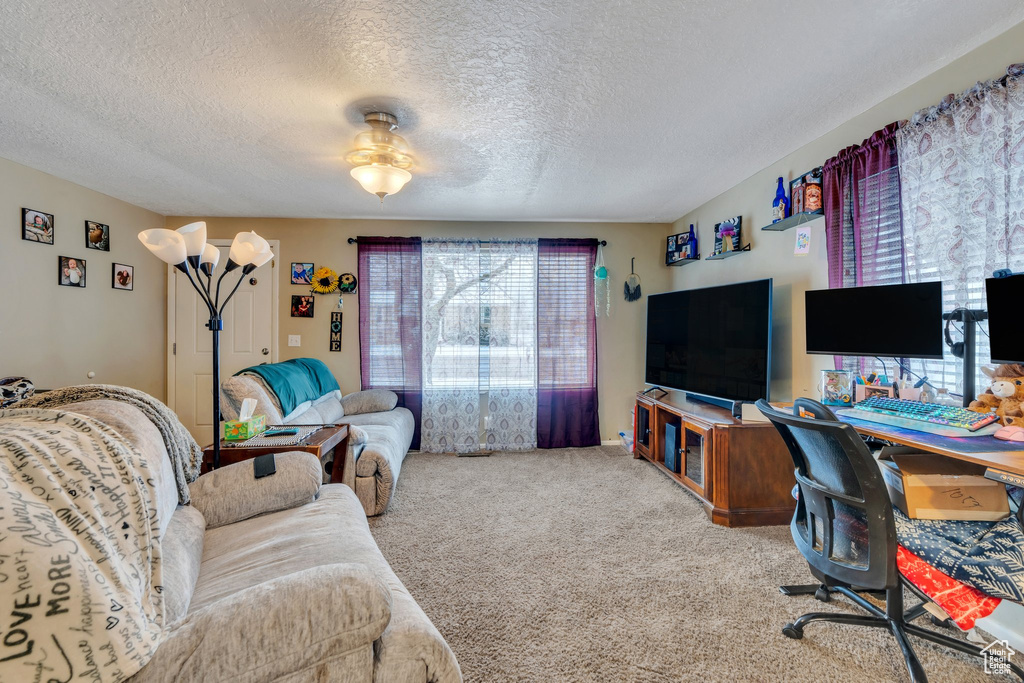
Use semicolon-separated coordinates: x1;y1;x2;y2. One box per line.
0;409;166;682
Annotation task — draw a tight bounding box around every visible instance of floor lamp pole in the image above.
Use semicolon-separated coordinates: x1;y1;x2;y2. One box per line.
209;315;224;469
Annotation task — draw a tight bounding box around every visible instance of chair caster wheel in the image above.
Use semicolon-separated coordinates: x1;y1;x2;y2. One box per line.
814;587;830;602
782;623;803;640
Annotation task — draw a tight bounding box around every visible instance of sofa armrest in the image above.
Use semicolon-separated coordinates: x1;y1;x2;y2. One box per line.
341;389;398;415
188;451;322;528
133;564;392;683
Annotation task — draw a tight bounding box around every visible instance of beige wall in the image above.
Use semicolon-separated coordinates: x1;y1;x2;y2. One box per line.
165;217;671;440
669;22;1024;402
0;157;166;397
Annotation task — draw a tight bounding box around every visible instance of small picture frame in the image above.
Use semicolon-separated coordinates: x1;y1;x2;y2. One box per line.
58;256;86;288
291;262;314;285
22;208;54;244
856;384;895;402
713;216;742;254
291;295;314;318
85;221;110;251
112;263;134;290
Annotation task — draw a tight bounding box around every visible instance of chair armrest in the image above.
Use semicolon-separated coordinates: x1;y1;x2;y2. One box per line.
188;451;322;528
341;389;398;415
134;564;392;682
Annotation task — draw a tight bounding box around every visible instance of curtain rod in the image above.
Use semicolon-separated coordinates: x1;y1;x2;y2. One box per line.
346;237;608;246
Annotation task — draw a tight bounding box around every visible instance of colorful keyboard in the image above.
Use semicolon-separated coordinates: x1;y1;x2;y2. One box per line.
850;396;999;432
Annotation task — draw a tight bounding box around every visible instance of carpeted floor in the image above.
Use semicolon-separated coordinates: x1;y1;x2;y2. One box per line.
368;446;1002;682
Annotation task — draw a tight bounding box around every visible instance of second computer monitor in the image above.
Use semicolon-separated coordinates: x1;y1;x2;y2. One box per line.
986;274;1024;364
805;281;944;358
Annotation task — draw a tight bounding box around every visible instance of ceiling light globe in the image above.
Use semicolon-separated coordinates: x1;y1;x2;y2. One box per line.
351;165;412;199
138;229;187;265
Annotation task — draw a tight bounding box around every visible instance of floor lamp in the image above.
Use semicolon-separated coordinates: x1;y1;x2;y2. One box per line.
139;222;273;469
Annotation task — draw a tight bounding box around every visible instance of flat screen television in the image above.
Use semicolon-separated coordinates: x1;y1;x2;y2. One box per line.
645;279;772;406
804;282;944;358
986;274;1024;364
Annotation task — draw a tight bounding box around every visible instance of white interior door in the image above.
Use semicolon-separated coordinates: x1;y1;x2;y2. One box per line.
169;240;278;444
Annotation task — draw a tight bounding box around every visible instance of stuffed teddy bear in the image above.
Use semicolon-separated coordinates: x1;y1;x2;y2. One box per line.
969;364;1024;426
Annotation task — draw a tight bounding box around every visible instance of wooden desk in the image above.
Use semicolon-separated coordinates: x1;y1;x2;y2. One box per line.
839;414;1024;477
202;425;349;483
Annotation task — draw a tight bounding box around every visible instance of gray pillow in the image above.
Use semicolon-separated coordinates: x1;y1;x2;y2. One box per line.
188;451;322;528
340;389;398;415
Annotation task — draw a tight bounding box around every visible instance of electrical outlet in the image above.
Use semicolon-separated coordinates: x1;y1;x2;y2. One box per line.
288;335;301;347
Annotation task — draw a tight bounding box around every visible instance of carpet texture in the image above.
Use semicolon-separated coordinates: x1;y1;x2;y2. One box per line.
368;447;1004;682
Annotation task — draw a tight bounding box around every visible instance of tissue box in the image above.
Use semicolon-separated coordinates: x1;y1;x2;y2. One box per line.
223;415;268;441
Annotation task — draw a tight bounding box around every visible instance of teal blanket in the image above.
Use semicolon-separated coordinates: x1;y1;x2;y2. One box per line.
236;358;340;416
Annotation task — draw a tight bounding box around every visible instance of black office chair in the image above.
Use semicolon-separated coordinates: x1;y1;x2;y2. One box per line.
756;398;1024;682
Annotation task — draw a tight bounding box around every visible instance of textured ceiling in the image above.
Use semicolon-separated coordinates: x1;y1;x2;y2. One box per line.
0;1;1021;223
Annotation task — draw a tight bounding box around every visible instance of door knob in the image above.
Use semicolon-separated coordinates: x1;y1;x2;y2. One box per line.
262;348;269;355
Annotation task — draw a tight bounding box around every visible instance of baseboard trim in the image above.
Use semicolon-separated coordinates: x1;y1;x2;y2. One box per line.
601;439;624;446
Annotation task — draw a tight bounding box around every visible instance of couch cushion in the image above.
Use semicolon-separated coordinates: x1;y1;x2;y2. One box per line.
162;505;206;624
64;399;178;536
341;389;398;416
190;485;461;682
222;375;284;424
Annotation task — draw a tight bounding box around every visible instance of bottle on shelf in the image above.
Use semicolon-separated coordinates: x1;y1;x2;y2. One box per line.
772;177;788;223
686;224;697;257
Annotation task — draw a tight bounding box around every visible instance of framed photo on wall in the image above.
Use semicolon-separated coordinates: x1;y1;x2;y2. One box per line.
112;263;134;290
86;221;110;251
58;256;86;287
22;208;54;244
291;295;314;318
291;262;313;285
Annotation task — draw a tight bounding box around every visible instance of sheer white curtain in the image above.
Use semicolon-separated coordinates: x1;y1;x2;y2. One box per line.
897;64;1024;394
484;239;537;451
421;240;481;453
419;239;538;453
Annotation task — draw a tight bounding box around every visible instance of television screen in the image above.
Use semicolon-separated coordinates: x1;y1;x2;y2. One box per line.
987;275;1024;364
645;279;772;402
805;282;944;358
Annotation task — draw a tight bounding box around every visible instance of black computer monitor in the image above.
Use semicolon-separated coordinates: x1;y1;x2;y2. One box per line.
805;282;944;358
986;274;1024;363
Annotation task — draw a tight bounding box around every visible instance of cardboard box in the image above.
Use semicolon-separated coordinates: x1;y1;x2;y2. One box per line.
223;414;268;441
876;446;1009;521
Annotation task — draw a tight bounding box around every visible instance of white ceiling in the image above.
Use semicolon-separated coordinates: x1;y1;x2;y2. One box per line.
0;1;1021;223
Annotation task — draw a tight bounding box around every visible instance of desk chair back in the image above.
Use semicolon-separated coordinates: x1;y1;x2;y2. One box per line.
756;398;898;591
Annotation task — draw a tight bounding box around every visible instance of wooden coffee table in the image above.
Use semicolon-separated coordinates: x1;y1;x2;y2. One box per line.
202;425;349;483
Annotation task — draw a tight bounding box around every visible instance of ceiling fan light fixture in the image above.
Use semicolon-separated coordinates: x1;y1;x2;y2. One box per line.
346;112;414;201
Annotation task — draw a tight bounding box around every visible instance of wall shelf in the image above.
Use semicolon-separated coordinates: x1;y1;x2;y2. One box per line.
760;209;824;232
705;244;751;260
667;256;701;267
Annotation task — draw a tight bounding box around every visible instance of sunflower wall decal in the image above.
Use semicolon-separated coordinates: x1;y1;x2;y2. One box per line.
310;266;339;294
338;272;357;293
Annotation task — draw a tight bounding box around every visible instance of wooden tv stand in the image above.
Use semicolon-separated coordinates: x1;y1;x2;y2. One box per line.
634;391;795;527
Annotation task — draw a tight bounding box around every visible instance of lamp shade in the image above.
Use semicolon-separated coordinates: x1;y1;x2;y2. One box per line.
228;231;269;267
200;242;220;269
176;221;208;258
251;247;274;268
350;165;412;199
138;229;187;265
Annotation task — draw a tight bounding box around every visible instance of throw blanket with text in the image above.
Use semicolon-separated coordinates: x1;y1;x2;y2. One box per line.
0;409;165;682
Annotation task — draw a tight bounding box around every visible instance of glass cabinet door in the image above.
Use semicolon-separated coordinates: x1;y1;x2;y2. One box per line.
684;428;704;486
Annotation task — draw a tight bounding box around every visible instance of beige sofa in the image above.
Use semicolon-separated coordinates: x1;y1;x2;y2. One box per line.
221;374;414;515
62;398;459;683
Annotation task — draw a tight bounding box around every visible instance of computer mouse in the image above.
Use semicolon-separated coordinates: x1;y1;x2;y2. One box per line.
994;425;1024;442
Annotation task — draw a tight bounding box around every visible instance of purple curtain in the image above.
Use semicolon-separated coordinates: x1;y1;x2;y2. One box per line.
823;123;904;373
357;237;422;449
537;239;600;448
